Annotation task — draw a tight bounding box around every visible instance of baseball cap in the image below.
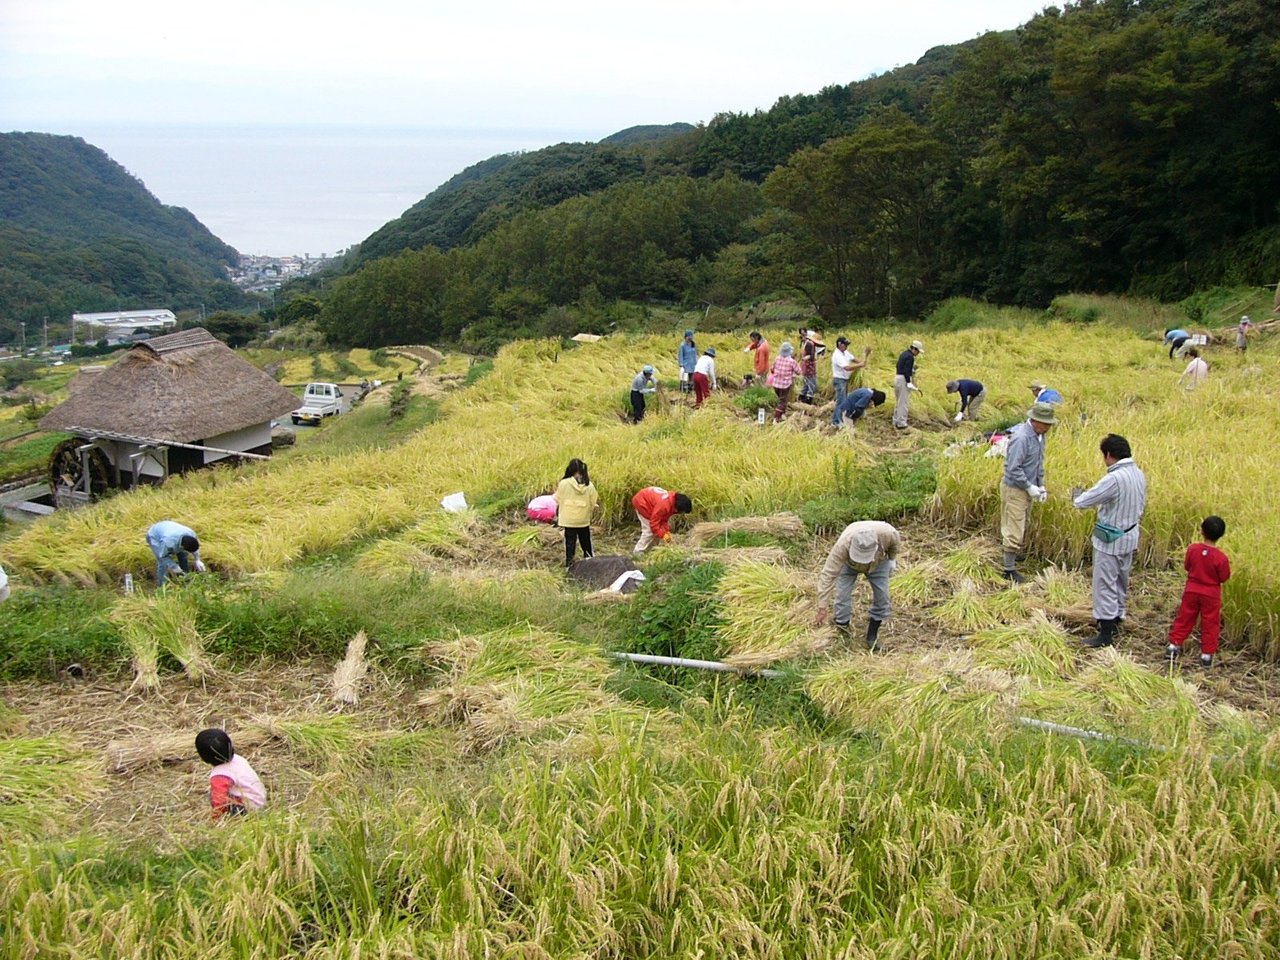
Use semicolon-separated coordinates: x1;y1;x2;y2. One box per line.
848;526;881;564
642;365;655;375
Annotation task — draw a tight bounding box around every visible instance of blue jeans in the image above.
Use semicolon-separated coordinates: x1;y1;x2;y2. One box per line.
831;379;849;425
834;559;894;625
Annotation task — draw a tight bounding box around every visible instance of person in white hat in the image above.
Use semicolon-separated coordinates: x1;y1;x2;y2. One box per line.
814;520;900;651
1236;315;1252;351
893;340;923;429
692;347;718;408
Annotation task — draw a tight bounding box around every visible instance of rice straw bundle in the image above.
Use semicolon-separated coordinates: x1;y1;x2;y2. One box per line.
968;612;1073;682
713;559;826;668
688;513;806;545
692;546;788;565
109;591;213;686
891;560;947;605
104;725;272;775
1;736;104;832
332;630;369;705
940;541;1003;587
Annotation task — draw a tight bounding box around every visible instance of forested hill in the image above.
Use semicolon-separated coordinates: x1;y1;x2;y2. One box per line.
0;133;249;337
312;0;1280;351
354;123;695;263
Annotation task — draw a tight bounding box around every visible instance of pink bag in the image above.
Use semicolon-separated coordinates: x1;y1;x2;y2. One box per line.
765;373;776;387
526;494;557;523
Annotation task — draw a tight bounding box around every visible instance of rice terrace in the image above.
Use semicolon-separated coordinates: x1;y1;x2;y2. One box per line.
1;288;1279;958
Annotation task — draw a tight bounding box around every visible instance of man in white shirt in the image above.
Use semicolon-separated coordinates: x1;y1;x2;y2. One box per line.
692;347;718;408
829;337;869;426
1179;348;1208;390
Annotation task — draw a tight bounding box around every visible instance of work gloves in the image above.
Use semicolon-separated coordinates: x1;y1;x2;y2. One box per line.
1027;485;1048;503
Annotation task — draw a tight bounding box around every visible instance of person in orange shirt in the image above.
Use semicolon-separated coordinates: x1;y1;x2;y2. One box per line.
631;487;692;553
745;331;770;381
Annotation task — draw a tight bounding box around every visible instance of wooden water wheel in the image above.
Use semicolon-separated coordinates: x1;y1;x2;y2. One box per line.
48;438;112;497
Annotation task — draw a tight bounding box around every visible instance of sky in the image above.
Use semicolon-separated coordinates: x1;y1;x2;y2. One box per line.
1;0;1050;254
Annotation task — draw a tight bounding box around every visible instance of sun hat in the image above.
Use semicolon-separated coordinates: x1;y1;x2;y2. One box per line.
779;341;794;357
705;347;717;357
1028;401;1058;425
642;364;655;375
945;380;959;392
910;340;924;353
848;526;881;565
1029;380;1045;391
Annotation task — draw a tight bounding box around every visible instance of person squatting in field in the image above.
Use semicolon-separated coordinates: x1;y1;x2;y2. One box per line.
1071;434;1147;649
836;387;886;430
632;487;692;553
946;378;986;422
195;728;266;820
999;402;1058;583
555;458;599;567
813;520;901;652
1167;515;1231;668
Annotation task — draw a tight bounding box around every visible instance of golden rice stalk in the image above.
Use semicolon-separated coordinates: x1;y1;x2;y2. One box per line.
713;559;827;668
109;592;213;684
417;627;617;752
108;595;162;693
808;650;1019;741
968;612;1074;681
933;580;1028;632
501;527;544;551
692;546;788;565
0;736;104;833
1032;566;1093;612
253;713;368;761
332;630;369;706
688;512;806;545
353;539;433;580
940;541;1003;587
891;559;947;605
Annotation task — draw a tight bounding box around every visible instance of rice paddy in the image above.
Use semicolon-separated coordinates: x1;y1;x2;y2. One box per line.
2;298;1280;957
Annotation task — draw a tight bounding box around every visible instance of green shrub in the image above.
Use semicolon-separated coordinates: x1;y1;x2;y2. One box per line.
799;457;936;533
626;560;725;661
735;385;776;412
464;359;495;386
0;587;123;680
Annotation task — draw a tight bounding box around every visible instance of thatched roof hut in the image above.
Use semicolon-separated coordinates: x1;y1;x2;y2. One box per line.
42;328;298;442
41;328;301;490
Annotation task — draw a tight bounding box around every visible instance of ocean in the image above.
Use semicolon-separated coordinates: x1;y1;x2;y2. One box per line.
70;123;609;258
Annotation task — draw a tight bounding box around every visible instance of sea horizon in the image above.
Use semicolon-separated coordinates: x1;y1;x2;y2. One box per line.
29;121;615;258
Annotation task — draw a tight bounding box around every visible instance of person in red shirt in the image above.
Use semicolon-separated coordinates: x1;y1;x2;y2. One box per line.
1167;515;1232;667
632;487;692;553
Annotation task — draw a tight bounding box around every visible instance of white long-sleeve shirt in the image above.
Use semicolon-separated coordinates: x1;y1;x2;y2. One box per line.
694;354;717;388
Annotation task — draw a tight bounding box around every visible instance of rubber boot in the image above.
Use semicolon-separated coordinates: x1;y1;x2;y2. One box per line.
1082;618;1117;648
1000;551;1025;584
865;618;883;653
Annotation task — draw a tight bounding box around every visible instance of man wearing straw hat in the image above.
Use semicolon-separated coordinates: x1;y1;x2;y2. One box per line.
893;340;923;429
1071;434;1147;649
814;520;900;652
999;401;1057;583
798;328;822;404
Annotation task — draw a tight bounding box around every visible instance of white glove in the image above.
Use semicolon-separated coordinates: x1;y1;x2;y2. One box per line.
1027;484;1045;501
953;411;964;423
907;384;920;392
194;560;207;573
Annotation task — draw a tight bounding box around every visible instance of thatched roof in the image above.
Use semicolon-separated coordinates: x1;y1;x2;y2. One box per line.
42;328;300;442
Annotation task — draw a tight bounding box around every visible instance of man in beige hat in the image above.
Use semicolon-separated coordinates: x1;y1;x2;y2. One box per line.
798;328;822;404
999;401;1057;582
814;519;900;651
893;340;923;429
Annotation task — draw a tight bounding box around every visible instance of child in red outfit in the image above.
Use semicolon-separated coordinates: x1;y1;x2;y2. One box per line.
631;487;692;553
1167;516;1231;668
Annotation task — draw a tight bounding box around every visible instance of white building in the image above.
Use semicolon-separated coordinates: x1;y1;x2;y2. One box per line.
71;309;177;342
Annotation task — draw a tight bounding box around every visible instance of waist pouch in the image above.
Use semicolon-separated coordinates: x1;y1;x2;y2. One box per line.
1094;521;1136;544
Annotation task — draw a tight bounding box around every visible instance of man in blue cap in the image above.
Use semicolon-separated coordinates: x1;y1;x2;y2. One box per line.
630;365;657;422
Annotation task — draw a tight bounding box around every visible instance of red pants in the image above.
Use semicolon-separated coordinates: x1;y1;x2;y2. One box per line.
1169;590;1222;655
693;372;711;407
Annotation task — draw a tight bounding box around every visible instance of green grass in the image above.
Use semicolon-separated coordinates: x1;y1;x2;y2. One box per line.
799;456;936;533
0;432;69;483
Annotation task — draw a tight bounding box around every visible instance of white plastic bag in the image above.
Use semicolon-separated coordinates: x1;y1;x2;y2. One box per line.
441;492;469;513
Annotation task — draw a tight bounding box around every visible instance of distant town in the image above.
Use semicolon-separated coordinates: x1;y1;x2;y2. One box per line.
228;253;339;293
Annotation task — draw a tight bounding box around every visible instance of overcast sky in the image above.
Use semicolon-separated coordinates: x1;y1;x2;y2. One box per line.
3;0;1048;131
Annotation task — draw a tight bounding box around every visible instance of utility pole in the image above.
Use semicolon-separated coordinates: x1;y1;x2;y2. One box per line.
43;316;48;349
19;321;26;351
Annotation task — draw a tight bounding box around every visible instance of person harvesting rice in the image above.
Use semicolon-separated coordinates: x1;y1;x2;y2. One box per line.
632;487;691;553
892;340;923;429
554;458;599;567
630;365;657;422
813;520;900;652
946;378;986;422
692;347;718;408
744;331;770;382
146;520;205;587
768;342;803;422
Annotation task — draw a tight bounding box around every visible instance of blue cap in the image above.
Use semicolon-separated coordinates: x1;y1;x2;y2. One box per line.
705;347;716;357
684;329;694;338
642;364;655;375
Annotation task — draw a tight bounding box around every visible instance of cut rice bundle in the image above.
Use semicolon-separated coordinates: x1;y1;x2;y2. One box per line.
688;513;806;545
332;631;369;706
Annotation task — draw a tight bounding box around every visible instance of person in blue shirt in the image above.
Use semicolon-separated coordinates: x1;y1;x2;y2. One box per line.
945;379;986;422
1163;328;1191;360
836;387;887;429
677;330;698;393
1029;381;1064;405
146;520;205;586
